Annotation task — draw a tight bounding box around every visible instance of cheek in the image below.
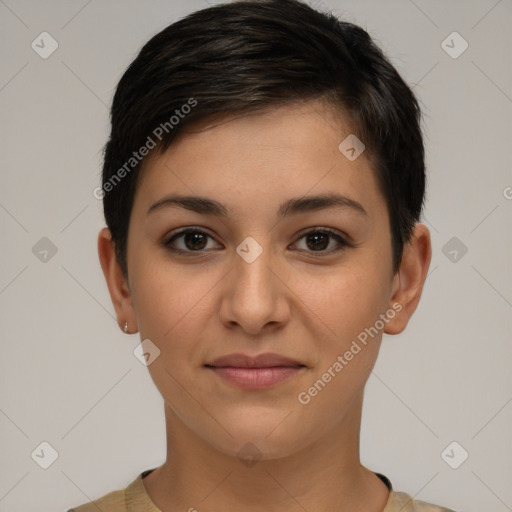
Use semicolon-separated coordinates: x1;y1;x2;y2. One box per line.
296;263;390;344
293;261;392;405
129;263;216;405
292;269;388;420
131;262;215;347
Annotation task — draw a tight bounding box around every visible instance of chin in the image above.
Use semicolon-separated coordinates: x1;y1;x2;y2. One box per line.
202;416;312;462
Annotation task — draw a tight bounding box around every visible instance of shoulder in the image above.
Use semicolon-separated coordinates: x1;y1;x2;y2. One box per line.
385;490;456;512
66;468;159;512
376;472;455;512
66;486;126;512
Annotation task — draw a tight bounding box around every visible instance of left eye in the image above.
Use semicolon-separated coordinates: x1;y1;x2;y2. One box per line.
293;229;348;253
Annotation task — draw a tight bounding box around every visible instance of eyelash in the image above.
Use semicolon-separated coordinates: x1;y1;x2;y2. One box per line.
163;227;351;257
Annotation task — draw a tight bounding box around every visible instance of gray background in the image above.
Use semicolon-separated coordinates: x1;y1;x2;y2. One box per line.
1;1;511;511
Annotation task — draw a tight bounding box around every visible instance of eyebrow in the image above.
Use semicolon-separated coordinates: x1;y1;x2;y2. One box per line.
147;192;367;218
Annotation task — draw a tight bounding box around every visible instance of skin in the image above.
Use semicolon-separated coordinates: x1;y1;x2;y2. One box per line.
98;99;431;512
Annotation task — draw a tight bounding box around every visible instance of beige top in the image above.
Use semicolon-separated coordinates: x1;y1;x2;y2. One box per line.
67;469;455;512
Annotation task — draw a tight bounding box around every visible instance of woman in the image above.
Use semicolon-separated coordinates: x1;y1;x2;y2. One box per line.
69;1;453;510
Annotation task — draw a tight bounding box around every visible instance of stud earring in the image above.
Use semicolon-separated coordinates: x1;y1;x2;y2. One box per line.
123;322;129;333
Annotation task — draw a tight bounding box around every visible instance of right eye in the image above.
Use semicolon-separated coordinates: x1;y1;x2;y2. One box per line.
163;228;222;254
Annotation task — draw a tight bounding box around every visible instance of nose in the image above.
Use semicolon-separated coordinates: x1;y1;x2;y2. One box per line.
219;241;291;336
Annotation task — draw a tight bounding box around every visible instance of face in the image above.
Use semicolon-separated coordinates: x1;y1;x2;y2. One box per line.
114;100;410;460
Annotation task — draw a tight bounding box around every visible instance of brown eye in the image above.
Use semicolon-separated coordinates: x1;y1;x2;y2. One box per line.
293;228;349;254
182;231;208;250
164;228;220;253
305;232;330;251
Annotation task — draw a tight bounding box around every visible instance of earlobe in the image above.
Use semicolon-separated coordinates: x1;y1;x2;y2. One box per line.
384;223;431;335
97;227;138;333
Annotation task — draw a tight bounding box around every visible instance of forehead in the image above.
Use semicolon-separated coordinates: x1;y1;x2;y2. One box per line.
175;100;354;155
133;100;383;219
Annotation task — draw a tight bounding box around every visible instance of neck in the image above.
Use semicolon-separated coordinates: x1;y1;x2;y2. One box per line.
143;390;389;512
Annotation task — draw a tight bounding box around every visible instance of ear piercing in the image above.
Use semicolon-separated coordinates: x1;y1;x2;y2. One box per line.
123;321;129;333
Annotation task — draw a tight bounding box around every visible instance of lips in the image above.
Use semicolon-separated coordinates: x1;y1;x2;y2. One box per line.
205;353;306;389
205;352;305;369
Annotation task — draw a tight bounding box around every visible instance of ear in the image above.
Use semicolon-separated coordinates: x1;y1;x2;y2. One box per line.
97;227;138;334
384;223;431;335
